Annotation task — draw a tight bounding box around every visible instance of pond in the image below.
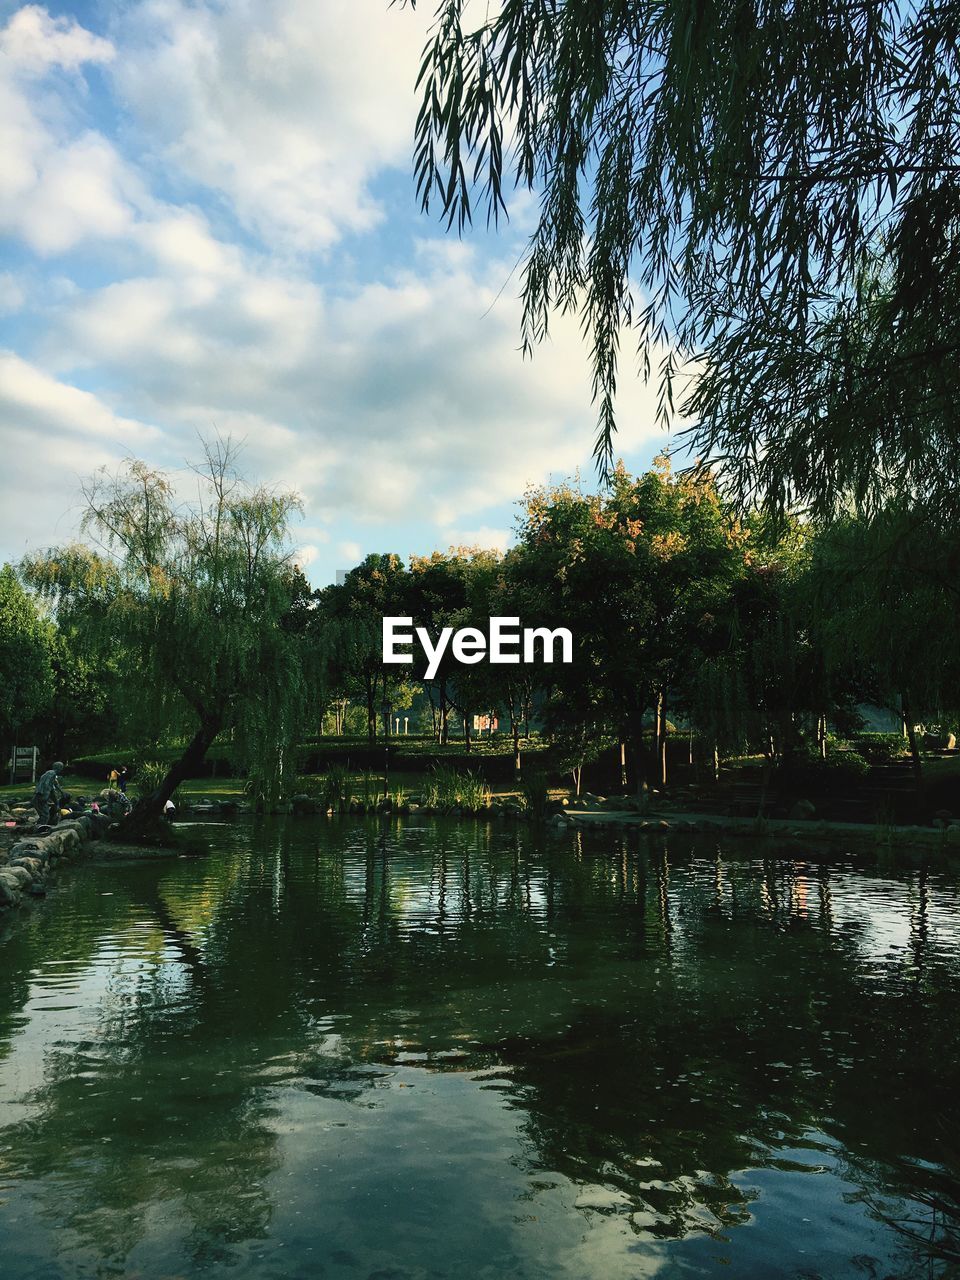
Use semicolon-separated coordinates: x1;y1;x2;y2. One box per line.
1;818;958;1279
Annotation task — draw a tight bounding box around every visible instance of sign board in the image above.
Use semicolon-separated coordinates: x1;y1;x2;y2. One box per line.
9;745;38;786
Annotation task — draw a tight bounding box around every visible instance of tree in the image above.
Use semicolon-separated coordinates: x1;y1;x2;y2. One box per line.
23;443;320;824
805;506;960;795
316;554;412;744
0;564;53;760
405;0;960;514
407;548;501;745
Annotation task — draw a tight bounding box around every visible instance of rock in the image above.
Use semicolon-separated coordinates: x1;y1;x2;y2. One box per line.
56;828;81;855
789;800;817;821
11;856;44;879
3;864;33;889
9;839;43;859
0;874;22;908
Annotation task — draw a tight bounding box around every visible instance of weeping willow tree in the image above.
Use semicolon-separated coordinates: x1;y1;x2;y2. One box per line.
23;441;321;826
806;506;960;790
403;0;960;516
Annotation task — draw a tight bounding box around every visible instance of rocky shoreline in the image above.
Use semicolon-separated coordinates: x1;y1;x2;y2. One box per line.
0;803;111;915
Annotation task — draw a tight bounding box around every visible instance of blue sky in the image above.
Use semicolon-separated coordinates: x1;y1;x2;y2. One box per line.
0;0;674;586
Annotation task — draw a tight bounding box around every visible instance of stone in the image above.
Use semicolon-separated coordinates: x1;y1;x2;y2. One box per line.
56;828;81;855
11;857;43;878
0;875;21;908
9;839;43;859
789;800;817;821
2;864;33;888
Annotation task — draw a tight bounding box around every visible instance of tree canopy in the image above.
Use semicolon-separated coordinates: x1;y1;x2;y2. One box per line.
405;0;960;516
0;563;53;754
22;442;320;819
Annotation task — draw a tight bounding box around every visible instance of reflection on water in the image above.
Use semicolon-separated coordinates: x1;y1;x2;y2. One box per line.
1;818;959;1278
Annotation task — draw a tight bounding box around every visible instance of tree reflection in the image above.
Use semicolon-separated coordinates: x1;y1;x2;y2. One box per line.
0;819;958;1276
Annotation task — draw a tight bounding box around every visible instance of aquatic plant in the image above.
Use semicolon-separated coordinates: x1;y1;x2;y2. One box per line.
520;771;550;821
321;764;350;810
423;765;490;810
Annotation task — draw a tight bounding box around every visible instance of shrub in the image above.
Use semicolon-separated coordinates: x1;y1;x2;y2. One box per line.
850;733;908;764
321;764;350;810
520;771;550;821
423;764;490;810
782;742;871;793
134;759;167;797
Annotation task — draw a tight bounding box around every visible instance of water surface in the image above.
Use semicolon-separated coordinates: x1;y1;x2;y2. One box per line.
1;818;959;1279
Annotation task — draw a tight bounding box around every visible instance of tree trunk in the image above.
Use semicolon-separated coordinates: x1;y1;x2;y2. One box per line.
132;715;223;828
656;689;668;786
366;679;376;746
426;686;438;741
817;712;827;759
630;709;650;801
901;690;923;801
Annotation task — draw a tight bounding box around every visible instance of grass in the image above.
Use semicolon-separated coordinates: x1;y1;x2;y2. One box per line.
1;773;91;801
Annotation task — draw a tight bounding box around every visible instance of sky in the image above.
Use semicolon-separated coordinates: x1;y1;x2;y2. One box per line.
0;0;674;587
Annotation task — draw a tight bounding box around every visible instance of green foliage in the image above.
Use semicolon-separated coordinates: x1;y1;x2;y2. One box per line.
134;760;167;796
852;734;909;765
422;765;490;810
0;564;53;746
783;743;872;793
519;772;550;822
321;764;350;809
354;771;383;808
22;441;322;816
405;0;960;518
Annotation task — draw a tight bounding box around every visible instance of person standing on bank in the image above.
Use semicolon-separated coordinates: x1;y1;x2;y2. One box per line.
118;766;128;793
33;762;64;826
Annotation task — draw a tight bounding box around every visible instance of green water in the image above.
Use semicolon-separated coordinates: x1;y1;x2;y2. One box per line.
1;818;959;1280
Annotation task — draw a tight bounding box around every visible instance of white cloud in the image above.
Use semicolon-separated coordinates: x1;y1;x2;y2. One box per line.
0;5;114;74
45;240;668;534
0;351;161;555
294;543;320;568
112;0;431;251
0;3;677;575
0;7;137;255
0;350;159;446
443;527;513;554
